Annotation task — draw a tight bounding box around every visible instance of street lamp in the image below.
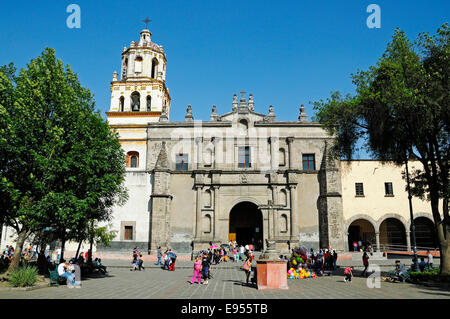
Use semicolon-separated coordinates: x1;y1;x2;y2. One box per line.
405;154;419;272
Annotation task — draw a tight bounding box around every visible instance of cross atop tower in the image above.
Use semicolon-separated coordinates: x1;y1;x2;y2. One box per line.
142;17;151;29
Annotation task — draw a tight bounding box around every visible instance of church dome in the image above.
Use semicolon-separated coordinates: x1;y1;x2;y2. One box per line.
134;29;165;54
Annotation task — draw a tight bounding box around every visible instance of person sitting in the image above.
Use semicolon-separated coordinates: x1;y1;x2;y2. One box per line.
77;252;85;265
94;258;108;274
57;259;75;285
388;260;407;282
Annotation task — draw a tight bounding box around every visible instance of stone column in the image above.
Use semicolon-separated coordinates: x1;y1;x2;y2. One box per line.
375;232;380;252
289;185;299;241
269;136;279;170
195;137;203;169
212;137;216;169
195;185;203;239
271;186;279;238
406;231;411;252
286;137;294;169
267;207;274;240
212;186;219;240
262;210;269;250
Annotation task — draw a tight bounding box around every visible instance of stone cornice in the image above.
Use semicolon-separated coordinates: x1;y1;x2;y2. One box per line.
150;194;173;199
106;111;162;117
318;192;342;198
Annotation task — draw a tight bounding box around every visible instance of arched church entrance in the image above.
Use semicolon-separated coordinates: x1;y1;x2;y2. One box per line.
229;202;263;251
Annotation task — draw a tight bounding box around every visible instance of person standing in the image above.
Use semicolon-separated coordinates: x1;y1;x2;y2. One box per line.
201;252;211;285
168;250;176;271
361;251;369;277
57;246;61;262
155;246;162;265
353;241;358;252
332;250;338;271
239;245;245;262
427;250;434;268
233;247;238;262
163;250;170;270
130;249;138;271
190;256;202;284
243;255;253;286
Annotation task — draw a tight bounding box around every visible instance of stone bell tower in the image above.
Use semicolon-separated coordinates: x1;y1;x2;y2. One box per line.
106;26;171;125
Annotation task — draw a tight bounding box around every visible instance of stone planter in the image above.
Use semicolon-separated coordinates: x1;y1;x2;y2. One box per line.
256;260;288;290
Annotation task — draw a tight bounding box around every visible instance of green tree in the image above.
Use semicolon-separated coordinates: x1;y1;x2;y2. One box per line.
0;48;127;272
313;24;449;274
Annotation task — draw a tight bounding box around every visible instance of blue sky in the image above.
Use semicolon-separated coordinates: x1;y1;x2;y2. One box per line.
0;1;448;158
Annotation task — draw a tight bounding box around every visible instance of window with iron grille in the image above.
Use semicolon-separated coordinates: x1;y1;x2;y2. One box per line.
176;154;188;171
238;146;251;168
355;183;364;196
302;154;315;170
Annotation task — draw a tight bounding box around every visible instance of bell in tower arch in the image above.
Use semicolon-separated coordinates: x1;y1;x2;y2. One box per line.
131;91;140;111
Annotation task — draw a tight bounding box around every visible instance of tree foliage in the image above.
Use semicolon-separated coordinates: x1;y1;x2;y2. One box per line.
0;48;127;271
313;24;449;273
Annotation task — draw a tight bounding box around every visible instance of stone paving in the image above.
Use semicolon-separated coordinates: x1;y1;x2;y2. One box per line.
0;260;448;299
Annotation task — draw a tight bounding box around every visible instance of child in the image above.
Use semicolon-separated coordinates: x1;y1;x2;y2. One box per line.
138;253;145;271
233;247;238;262
190;256;202;284
344;266;353;283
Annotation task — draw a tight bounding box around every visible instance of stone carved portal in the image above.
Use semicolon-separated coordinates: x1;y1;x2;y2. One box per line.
229;202;263;251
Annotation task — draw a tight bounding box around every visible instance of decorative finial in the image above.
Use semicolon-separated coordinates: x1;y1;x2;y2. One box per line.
298;104;308;122
232;94;238;112
210;105;218;121
248;94;254;111
266;104;275;122
185;104;194;122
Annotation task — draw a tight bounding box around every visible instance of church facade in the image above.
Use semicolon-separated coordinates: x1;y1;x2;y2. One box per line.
0;27;440;255
105;28;346;254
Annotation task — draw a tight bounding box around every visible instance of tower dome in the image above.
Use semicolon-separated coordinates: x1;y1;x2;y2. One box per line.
106;26;171;125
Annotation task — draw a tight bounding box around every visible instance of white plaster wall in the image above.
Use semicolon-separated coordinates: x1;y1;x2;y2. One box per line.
340;160;442;224
109;171;151;243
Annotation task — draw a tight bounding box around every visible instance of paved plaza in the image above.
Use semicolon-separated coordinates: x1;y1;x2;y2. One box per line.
0;260;448;299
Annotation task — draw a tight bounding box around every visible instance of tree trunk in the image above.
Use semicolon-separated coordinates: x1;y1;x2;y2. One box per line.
7;229;28;273
75;239;83;259
436;222;450;275
89;237;93;264
88;220;94;263
60;237;66;263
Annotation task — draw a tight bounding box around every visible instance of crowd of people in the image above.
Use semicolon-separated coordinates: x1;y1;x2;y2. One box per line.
130;247;145;271
1;244;38;263
1;243;108;282
286;248;338;276
187;241;256;286
351;240;374;252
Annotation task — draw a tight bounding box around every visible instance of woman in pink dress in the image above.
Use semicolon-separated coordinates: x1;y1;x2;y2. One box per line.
190;256;202;284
